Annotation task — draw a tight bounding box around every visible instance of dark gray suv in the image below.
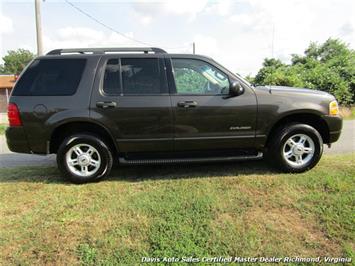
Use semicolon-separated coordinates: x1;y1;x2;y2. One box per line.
6;47;342;183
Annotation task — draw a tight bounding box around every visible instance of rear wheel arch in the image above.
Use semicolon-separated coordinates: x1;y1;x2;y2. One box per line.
265;113;330;147
49;121;117;155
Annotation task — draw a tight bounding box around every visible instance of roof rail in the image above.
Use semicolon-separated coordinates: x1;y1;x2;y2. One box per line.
46;47;167;55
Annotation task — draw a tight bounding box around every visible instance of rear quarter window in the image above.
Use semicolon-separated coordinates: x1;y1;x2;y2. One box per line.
13;58;86;96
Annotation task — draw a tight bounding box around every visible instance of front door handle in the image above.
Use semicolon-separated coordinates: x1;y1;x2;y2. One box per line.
177;101;198;108
96;101;117;109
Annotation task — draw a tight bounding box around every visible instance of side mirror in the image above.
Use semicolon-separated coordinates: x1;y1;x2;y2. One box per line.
229;81;244;96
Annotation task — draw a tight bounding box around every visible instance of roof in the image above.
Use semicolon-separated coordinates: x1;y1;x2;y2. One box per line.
46;47;167;55
44;47;207;58
0;75;16;89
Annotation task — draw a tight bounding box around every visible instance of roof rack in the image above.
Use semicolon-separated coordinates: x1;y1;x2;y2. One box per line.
46;47;167;55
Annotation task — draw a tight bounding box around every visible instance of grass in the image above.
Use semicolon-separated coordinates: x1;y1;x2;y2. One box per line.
0;124;7;135
0;154;354;265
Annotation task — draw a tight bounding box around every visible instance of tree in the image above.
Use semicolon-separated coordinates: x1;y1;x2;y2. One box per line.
254;58;304;88
253;38;355;105
0;49;35;75
244;74;255;84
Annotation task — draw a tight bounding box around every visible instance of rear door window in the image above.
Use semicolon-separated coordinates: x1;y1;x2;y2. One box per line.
13;59;86;96
121;58;166;95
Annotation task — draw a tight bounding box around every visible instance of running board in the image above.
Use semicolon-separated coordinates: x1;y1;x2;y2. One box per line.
119;152;263;165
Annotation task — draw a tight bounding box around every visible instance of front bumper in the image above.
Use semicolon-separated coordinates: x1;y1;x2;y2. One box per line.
322;115;343;143
5;127;31;153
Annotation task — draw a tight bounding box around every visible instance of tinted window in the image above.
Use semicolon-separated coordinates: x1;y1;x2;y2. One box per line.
103;59;120;94
172;58;229;95
121;58;163;95
13;59;86;96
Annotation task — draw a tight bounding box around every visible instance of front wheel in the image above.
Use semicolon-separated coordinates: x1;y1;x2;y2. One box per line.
267;123;323;172
57;134;113;184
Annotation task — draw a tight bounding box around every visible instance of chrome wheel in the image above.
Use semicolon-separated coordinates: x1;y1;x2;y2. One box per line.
282;134;315;167
65;144;101;177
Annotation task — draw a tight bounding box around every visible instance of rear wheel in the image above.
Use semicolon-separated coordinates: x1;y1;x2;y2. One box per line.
267;123;323;172
57;134;113;184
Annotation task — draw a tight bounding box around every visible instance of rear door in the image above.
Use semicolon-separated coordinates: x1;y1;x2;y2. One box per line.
90;55;173;153
167;57;257;151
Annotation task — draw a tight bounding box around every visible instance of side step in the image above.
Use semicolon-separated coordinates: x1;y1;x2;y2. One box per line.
119;152;263;165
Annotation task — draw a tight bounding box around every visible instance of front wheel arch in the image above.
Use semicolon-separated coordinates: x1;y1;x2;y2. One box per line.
265;113;330;146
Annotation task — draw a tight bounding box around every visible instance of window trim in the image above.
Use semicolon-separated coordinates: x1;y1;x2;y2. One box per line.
170;57;231;96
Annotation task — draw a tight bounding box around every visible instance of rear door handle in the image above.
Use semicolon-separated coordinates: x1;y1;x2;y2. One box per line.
96;101;117;108
177;101;198;108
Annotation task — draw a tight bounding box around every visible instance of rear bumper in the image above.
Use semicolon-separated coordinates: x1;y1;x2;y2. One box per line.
322;115;343;143
5;127;31;153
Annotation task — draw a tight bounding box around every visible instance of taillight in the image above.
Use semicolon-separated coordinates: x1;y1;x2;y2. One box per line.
8;103;22;127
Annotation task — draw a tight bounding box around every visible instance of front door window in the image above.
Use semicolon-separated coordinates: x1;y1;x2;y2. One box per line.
172;58;229;95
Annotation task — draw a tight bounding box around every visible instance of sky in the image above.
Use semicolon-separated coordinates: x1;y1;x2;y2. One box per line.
0;0;354;75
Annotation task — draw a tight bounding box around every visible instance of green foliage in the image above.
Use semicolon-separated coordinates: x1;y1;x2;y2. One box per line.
0;49;35;74
77;243;97;265
244;74;255;84
0;125;7;135
175;68;207;93
254;38;355;105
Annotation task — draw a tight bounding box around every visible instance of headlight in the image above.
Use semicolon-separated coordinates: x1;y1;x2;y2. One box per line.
329;100;339;116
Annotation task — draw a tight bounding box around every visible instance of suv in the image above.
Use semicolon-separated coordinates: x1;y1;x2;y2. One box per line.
6;47;342;183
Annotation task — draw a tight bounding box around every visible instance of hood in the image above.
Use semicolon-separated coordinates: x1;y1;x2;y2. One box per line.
255;85;332;97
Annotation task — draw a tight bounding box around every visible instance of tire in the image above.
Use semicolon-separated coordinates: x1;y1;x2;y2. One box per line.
57;134;113;184
266;123;323;173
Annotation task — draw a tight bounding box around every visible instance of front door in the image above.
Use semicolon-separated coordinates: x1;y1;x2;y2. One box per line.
90;55;173;153
169;57;257;151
